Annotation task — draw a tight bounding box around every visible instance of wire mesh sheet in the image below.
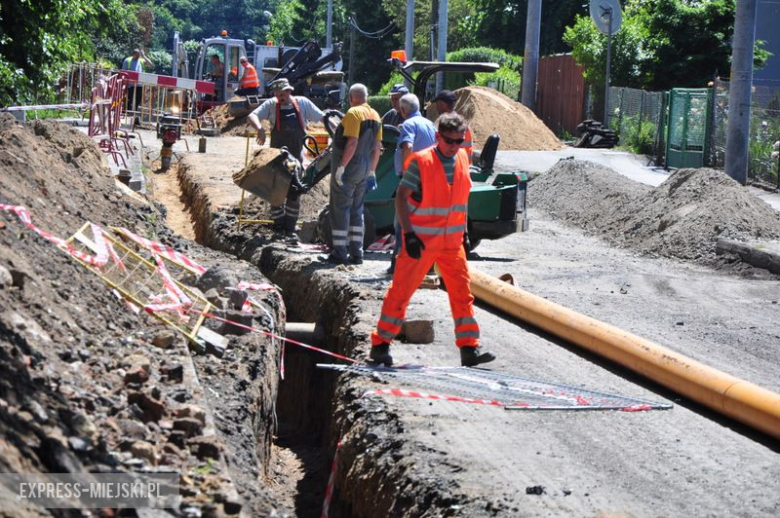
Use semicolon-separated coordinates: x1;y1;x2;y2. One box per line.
711;78;780;185
607;86;666;158
67;224;210;342
318;364;672;411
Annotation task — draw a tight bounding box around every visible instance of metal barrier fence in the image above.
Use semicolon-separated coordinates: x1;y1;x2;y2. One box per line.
606;86;666;161
711;78;780;185
63;63;115;106
59;63;213;130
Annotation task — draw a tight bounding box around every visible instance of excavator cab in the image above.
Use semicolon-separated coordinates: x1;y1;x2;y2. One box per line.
195;37;246;109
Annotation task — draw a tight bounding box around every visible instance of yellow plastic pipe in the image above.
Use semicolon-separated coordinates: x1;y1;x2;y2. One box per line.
468;267;780;439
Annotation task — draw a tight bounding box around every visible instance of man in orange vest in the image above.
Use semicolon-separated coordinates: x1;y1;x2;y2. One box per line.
432;90;474;163
369;113;496;367
235;56;260;96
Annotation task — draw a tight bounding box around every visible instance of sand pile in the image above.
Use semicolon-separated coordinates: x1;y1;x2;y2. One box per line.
530;159;780;264
428;86;562;151
205;103;261;136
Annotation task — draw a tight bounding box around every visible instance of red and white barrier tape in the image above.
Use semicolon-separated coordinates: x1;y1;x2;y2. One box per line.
367;234;395;251
176;309;358;364
365;388;507;406
117;227;208;274
1;205;109;267
321;441;341;518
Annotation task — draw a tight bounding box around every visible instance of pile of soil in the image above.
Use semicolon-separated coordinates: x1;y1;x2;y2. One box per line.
530;159;780;264
428;86;563;151
0;114;282;515
233;147;330;222
233;147;284;186
205;103;260;136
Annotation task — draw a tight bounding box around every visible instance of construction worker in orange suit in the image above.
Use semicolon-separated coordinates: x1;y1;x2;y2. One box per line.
235;56;260;96
369;112;496;367
432;90;474;164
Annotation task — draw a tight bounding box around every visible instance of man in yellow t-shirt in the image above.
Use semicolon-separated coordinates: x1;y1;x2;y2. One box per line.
323;83;382;265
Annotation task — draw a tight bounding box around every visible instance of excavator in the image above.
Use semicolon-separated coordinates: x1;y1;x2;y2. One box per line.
171;31;345;116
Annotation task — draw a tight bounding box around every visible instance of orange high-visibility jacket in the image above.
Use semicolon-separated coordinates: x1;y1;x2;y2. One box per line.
240;63;260;88
406;147;471;250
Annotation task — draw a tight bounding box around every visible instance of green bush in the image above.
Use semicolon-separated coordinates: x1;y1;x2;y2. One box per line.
472;65;521;98
616;115;657;155
377;72;407;96
368;95;392;117
446;47;522;71
147;50;172;75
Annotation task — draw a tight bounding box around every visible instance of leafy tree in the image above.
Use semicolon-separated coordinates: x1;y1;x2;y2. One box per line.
563;9;648;89
0;0;130;105
458;0;584;57
563;0;770;91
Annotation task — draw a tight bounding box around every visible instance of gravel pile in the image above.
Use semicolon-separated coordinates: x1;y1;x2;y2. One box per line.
530;159;780;264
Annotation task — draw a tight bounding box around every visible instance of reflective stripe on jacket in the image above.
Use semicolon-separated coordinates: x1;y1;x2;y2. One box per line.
407;147;471;250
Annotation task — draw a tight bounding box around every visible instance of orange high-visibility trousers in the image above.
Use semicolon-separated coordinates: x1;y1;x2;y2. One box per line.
371;245;480;348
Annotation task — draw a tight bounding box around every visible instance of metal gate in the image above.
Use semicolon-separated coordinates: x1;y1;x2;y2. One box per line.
666;88;711;168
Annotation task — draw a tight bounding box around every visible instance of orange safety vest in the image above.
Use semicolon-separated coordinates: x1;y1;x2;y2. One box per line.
275;97;306;133
407;147;471;250
463;126;474;160
240;63;259;88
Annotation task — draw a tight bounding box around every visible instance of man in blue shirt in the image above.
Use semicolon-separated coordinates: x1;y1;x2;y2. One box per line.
394;93;437;175
388;93;437;273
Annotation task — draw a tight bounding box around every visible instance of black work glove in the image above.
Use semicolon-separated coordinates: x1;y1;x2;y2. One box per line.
404;232;425;260
463;231;472;252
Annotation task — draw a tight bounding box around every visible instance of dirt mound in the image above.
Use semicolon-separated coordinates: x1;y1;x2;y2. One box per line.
0;115;283;514
530;159;650;235
618;168;780;261
428;86;562;151
530;159;780;264
232;147;284;186
206;103;258;136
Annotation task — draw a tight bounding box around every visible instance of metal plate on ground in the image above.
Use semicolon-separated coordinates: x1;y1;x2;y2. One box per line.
317;364;672;411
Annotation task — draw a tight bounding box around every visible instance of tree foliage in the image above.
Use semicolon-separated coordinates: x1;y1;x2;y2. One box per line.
0;0;131;105
564;0;770;90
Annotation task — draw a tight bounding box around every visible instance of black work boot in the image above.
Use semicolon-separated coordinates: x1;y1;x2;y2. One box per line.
369;343;393;366
460;346;496;367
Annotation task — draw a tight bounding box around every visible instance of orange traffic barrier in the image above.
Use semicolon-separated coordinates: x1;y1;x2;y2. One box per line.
467;267;780;439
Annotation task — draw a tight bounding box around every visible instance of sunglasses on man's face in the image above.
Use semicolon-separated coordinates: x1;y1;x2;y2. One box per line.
440;135;465;145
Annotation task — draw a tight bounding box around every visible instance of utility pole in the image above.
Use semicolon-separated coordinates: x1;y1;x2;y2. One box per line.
326;0;333;48
436;0;448;92
603;8;613;127
725;0;758;185
405;0;415;59
520;0;542;109
349;13;356;85
429;0;437;62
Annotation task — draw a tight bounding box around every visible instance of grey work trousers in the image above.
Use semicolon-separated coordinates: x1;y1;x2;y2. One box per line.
329;171;367;261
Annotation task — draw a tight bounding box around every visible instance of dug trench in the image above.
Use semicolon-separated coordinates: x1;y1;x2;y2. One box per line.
174;146;500;515
170;136;780;516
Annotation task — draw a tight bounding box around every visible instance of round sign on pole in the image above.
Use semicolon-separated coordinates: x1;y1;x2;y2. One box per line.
590;0;623;35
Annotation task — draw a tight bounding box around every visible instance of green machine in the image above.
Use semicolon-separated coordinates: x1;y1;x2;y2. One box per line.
297;60;529;250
